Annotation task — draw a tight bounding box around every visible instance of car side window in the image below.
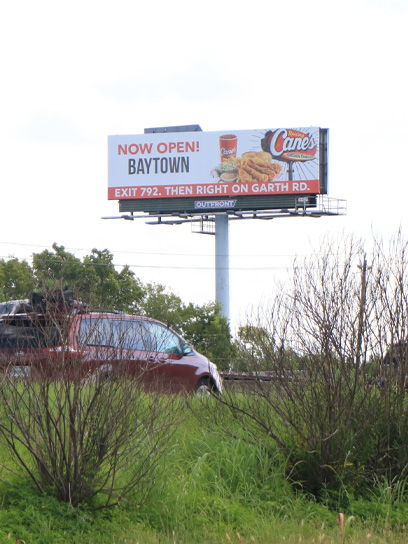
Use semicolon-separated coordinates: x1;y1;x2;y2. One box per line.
79;317;148;350
119;319;150;350
79;318;115;347
143;322;183;355
78;317;182;355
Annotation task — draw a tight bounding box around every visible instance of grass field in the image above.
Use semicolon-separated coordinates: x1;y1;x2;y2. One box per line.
1;394;408;544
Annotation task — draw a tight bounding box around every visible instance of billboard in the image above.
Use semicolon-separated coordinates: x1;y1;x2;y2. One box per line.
108;127;328;207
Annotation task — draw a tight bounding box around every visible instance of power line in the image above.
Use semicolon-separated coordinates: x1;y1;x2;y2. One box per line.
0;256;291;271
0;254;368;273
0;242;382;272
0;240;320;260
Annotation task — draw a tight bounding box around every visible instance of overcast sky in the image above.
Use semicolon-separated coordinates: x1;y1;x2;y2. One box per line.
1;0;407;329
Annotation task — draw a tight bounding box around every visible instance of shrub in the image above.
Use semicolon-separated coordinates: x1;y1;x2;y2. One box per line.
209;233;408;501
0;313;182;509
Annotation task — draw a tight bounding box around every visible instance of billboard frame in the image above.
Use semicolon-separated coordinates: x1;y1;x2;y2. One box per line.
108;127;329;215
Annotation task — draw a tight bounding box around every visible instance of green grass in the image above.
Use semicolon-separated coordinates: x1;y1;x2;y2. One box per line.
1;402;408;543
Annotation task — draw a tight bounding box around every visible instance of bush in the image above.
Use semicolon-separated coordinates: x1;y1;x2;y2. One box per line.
209;233;408;501
0;314;182;508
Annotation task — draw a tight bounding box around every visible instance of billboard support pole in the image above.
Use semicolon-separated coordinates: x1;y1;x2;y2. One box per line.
215;214;230;322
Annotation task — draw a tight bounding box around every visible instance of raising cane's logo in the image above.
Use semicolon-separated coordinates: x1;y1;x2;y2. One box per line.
261;129;317;163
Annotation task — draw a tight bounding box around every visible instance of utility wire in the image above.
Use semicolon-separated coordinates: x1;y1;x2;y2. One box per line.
0;240;332;260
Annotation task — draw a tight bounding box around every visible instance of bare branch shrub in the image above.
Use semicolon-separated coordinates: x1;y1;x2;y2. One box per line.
210;233;408;499
0;307;182;508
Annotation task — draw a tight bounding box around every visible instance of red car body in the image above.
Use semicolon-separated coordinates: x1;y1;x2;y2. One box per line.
0;310;223;394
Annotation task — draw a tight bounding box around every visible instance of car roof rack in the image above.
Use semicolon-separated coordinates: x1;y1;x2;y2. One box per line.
87;309;126;315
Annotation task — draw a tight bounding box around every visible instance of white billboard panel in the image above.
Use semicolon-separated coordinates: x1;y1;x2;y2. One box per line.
108;127;323;201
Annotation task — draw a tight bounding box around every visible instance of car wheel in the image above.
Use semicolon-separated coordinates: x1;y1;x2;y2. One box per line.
195;377;213;396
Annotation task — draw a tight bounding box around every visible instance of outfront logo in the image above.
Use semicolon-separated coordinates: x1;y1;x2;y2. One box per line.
194;200;237;209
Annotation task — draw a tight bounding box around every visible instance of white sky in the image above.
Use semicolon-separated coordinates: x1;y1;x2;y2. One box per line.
1;0;407;330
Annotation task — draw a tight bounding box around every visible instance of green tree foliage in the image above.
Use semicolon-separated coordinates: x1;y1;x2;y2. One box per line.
32;244;92;297
232;325;272;371
0;258;35;301
83;248;145;313
32;244;145;313
139;282;185;329
232;325;305;372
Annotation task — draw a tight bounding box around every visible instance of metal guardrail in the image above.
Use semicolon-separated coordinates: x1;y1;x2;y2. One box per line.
220;371;309;382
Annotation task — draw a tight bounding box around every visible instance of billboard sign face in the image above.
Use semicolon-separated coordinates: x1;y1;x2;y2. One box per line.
108;127;325;202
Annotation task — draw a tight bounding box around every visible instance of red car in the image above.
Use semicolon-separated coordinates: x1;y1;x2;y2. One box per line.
0;309;223;394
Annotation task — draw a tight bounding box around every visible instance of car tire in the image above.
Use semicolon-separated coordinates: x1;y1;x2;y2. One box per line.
195;377;213;396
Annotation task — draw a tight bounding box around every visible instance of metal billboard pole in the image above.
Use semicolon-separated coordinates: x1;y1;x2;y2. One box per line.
215;214;230;322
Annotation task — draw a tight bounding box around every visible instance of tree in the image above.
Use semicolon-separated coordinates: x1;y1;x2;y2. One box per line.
32;244;93;299
32;244;145;312
83;249;144;313
232;324;274;371
0;258;35;301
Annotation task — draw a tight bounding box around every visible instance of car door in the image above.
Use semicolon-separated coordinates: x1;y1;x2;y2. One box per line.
114;317;158;380
76;316;119;376
140;320;195;392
